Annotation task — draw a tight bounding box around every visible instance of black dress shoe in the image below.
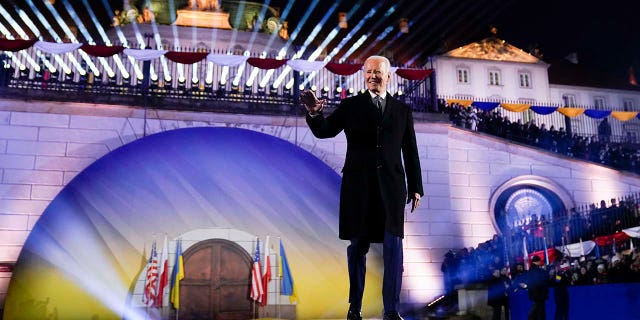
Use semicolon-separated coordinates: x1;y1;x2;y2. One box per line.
347;309;362;320
382;312;404;320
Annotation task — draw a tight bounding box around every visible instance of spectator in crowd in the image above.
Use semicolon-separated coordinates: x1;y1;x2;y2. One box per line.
487;268;511;320
550;264;570;320
520;255;550;320
598;118;612;143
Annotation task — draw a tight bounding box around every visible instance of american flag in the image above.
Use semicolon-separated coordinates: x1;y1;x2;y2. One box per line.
143;241;158;306
250;238;264;303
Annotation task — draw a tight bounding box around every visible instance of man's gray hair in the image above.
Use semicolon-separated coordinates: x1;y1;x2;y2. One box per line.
364;55;391;74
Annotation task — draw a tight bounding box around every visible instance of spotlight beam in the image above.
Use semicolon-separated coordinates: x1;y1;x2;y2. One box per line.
142;5;168;81
80;0;111;45
99;0;132;79
119;2;155;80
0;4;45;71
23;0;84;75
406;1;505;65
168;0;184;82
0;22;29;69
277;0;322;57
302;0;365;86
245;0;272;54
0;20;41;72
230;2;248;87
352;0;425;62
308;1;360;62
228;1;246;51
257;0;296;87
273;0;341;89
325;3;381;62
337;3;401;62
262;0;295;54
38;0;100;75
0;5;52;72
0;4;29;39
61;0;114;77
381;1;462;63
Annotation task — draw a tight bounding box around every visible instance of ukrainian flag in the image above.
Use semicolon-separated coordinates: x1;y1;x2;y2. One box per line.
279;239;296;303
170;239;184;309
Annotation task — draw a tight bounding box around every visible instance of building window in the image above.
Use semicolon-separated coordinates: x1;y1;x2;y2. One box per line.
457;68;469;84
519;72;531;88
489;70;501;86
623;98;635;111
562;94;576;107
594;96;606;110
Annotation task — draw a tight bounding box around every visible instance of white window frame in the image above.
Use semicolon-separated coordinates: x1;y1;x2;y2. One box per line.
562;94;577;107
622;98;635;111
593;96;606;110
518;71;531;88
456;67;470;84
489;69;501;86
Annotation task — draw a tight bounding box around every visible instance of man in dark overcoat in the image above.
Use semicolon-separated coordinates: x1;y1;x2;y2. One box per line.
301;55;423;320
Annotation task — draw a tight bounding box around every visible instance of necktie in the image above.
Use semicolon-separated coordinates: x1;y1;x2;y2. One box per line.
374;96;382;115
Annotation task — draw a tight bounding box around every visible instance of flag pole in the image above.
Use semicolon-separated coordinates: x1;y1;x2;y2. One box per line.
252;237;256;319
277;236;281;319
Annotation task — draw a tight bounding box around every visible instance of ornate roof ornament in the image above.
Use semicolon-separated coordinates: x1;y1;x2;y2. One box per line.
444;37;541;63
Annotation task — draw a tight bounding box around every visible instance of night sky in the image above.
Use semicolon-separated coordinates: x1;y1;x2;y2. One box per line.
493;0;640;77
3;0;638;75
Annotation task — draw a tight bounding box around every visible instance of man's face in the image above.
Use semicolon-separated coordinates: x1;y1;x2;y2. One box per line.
364;58;390;94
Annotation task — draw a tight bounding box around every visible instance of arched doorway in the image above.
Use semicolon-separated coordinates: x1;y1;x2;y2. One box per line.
180;239;254;320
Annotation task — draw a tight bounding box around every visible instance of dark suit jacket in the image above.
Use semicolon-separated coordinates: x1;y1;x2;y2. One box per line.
526;264;550;302
306;91;423;242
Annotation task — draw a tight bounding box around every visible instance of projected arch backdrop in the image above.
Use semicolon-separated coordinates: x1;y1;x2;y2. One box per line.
3;127;384;319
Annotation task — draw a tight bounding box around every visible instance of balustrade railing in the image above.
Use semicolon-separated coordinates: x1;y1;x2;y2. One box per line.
0;47;435;114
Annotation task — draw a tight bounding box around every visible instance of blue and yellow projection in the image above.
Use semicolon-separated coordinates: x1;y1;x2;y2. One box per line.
3;127;384;319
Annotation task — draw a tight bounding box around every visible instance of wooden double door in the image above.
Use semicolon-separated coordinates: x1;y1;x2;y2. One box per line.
179;239;254;320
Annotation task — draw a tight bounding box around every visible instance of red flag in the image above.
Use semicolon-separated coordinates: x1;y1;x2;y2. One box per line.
261;236;271;306
629;66;638;86
156;236;169;307
250;238;264;303
143;241;158;306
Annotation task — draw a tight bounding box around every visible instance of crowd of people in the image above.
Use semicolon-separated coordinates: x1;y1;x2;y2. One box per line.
442;102;640;175
443;193;640;287
440;193;640;319
506;195;640;255
441;234;640;319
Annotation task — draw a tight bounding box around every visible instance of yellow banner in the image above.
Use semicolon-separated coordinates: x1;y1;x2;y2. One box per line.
500;103;531;113
610;111;639;122
557;107;585;118
446;99;473;107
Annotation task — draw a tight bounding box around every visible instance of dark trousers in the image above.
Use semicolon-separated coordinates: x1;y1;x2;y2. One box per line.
491;303;510;320
347;231;403;313
528;300;546;320
554;300;568;320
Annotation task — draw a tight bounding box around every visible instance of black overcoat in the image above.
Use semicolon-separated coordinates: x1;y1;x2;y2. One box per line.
306;91;423;242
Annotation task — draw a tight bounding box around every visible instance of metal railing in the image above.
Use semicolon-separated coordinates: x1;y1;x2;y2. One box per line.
0;48;435;114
